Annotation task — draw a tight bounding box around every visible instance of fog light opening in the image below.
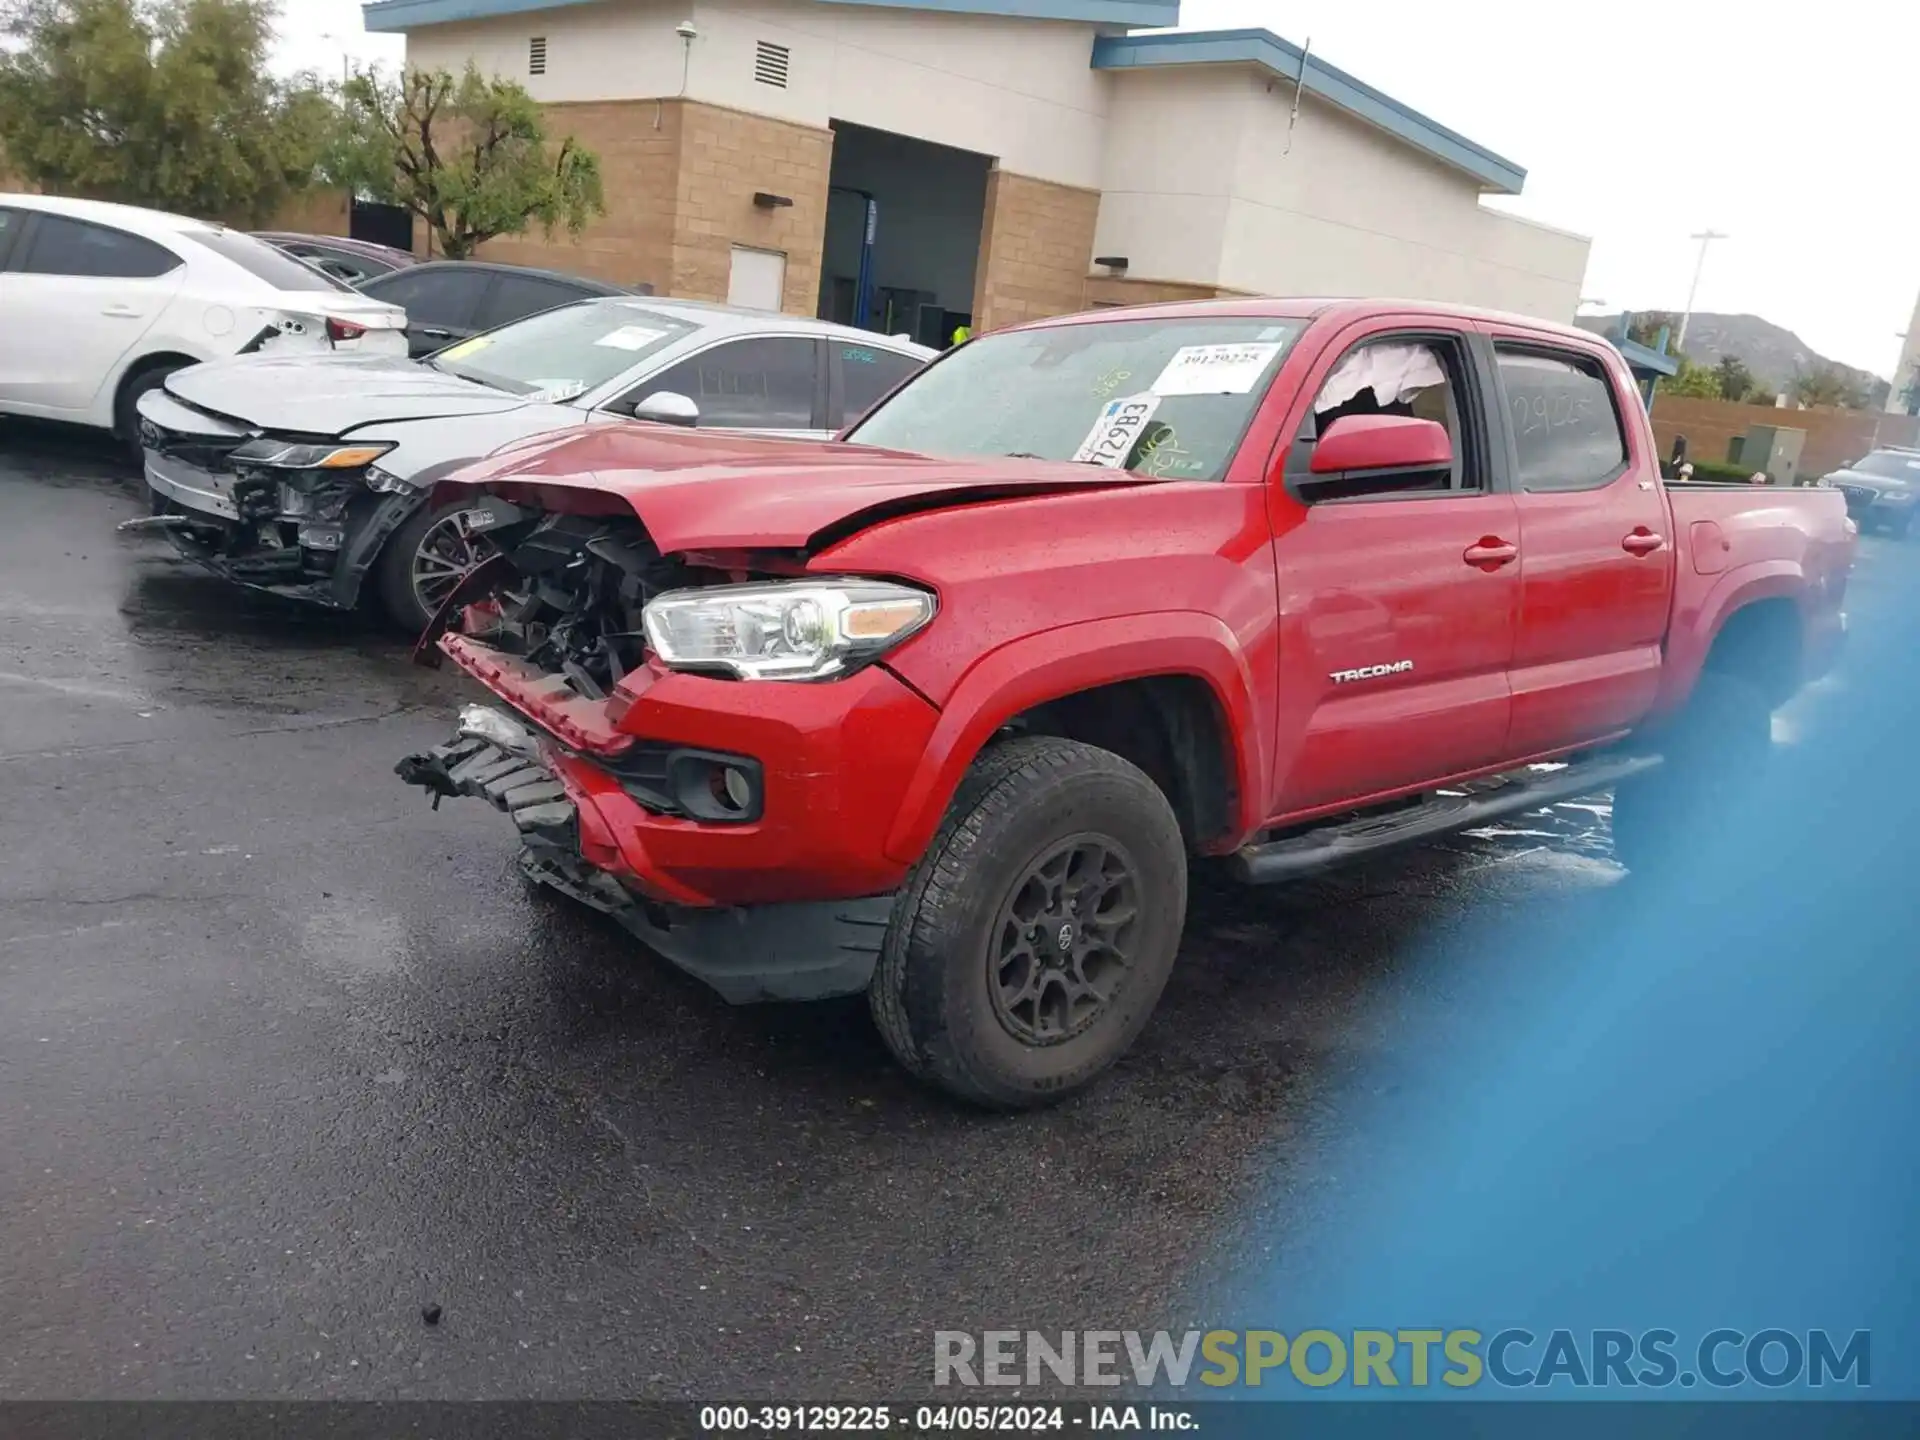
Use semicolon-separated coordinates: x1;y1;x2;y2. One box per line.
709;764;752;814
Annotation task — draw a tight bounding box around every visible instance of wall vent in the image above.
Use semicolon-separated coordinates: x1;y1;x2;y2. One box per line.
753;40;790;88
528;36;547;75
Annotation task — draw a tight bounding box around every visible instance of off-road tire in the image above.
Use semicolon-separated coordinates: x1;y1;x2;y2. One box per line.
1611;668;1773;874
115;361;185;471
868;736;1187;1109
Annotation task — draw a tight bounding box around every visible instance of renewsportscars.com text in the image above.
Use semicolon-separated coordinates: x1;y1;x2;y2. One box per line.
933;1329;1871;1391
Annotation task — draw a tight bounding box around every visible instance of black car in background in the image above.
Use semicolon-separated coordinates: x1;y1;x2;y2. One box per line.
1823;446;1920;538
357;260;644;359
252;232;418;286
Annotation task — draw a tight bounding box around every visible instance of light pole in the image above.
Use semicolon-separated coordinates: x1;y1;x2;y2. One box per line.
1676;230;1727;353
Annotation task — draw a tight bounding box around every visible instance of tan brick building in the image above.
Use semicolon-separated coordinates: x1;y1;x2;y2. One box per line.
362;0;1591;342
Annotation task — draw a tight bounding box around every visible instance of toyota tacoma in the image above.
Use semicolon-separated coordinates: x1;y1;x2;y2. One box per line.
396;299;1855;1108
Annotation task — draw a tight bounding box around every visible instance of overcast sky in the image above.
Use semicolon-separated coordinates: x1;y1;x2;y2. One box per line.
276;0;1920;378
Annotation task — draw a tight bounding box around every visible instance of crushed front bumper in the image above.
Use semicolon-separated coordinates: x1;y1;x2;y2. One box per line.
396;709;895;1004
139;450;424;610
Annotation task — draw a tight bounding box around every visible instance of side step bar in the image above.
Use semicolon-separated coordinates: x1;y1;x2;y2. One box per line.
1230;754;1660;885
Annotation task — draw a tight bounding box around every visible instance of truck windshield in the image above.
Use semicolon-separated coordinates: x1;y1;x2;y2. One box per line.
845;316;1307;480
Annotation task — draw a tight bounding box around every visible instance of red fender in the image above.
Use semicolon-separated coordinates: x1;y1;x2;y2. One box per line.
882;612;1267;866
1654;560;1807;720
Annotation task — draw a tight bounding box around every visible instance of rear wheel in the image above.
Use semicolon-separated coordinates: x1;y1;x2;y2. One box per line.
375;498;497;634
1886;509;1913;540
868;736;1187;1109
1610;668;1773;874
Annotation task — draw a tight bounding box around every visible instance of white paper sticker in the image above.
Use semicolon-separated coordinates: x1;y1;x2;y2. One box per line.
1072;393;1162;468
594;325;668;352
1151;342;1284;396
525;379;588;403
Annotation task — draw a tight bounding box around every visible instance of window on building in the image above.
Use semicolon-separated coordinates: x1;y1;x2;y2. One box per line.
529;36;547;75
1496;348;1629;492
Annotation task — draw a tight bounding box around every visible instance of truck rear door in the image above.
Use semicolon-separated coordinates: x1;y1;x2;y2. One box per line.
1486;332;1676;755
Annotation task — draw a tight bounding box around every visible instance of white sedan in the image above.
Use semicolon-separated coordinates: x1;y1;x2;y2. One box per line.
0;193;407;455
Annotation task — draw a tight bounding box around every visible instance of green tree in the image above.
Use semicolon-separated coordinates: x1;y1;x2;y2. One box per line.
1713;355;1756;403
1662;357;1723;399
1626;310;1680;349
1789;364;1867;409
0;0;333;223
326;65;603;259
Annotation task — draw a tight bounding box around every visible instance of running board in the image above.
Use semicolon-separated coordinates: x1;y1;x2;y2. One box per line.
1230;754;1661;885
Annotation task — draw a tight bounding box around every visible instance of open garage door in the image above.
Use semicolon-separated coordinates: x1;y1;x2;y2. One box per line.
819;122;989;349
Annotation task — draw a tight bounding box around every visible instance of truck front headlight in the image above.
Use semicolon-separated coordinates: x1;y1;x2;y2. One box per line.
642;579;936;681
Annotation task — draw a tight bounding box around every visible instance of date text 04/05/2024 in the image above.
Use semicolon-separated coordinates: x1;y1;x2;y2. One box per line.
698;1404;1196;1432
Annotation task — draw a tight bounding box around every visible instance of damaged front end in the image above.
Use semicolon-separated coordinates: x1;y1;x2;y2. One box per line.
395;495;902;1003
132;390;421;609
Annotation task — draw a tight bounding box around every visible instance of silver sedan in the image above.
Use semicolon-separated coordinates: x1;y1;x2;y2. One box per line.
133;298;935;630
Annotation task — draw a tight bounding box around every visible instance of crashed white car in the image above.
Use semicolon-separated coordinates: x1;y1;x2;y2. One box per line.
132;298;933;630
0;192;407;454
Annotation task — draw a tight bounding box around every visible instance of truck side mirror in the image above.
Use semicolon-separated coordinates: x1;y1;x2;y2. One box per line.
1309;414;1452;476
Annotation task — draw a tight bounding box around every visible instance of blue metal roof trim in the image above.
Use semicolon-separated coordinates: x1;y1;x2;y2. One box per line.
1090;29;1525;195
1614;337;1680;378
364;0;1179;33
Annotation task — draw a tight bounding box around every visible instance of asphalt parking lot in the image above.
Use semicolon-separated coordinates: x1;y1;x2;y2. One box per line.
0;426;1879;1399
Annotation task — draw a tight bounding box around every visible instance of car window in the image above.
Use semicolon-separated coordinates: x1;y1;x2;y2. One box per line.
283;244;378;284
1849;451;1920;481
847;316;1305;480
839;343;925;426
363;268;489;330
1305;338;1473;495
1496;348;1630;492
475;273;596;331
430;300;697;398
631;337;820;429
15;215;181;279
181;228;352;292
0;206;23;266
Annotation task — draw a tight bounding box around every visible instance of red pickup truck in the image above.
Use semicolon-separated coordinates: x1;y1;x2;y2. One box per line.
397;298;1854;1108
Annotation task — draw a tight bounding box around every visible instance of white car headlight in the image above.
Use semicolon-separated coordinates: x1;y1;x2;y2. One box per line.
642;579;936;681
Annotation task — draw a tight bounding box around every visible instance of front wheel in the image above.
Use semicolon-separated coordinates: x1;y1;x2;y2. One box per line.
868;736;1188;1109
115;362;186;471
1886;510;1914;540
374;498;498;634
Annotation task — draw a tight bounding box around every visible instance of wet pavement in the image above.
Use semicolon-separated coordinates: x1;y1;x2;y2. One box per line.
0;424;1882;1398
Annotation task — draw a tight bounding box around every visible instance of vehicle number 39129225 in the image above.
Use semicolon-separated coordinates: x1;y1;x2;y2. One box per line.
698;1404;1068;1432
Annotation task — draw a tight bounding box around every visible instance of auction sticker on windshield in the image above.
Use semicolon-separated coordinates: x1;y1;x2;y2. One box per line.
1152;343;1284;396
595;325;669;352
438;336;491;361
1073;393;1162;467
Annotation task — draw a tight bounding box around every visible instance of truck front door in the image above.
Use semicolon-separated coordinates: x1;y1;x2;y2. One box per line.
1265;321;1520;816
1488;337;1676;755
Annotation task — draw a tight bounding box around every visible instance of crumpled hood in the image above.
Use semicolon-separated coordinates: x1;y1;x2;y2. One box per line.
165;353;540;435
435;422;1160;553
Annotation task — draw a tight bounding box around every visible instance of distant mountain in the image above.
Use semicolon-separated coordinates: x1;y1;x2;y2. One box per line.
1575;312;1886;402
